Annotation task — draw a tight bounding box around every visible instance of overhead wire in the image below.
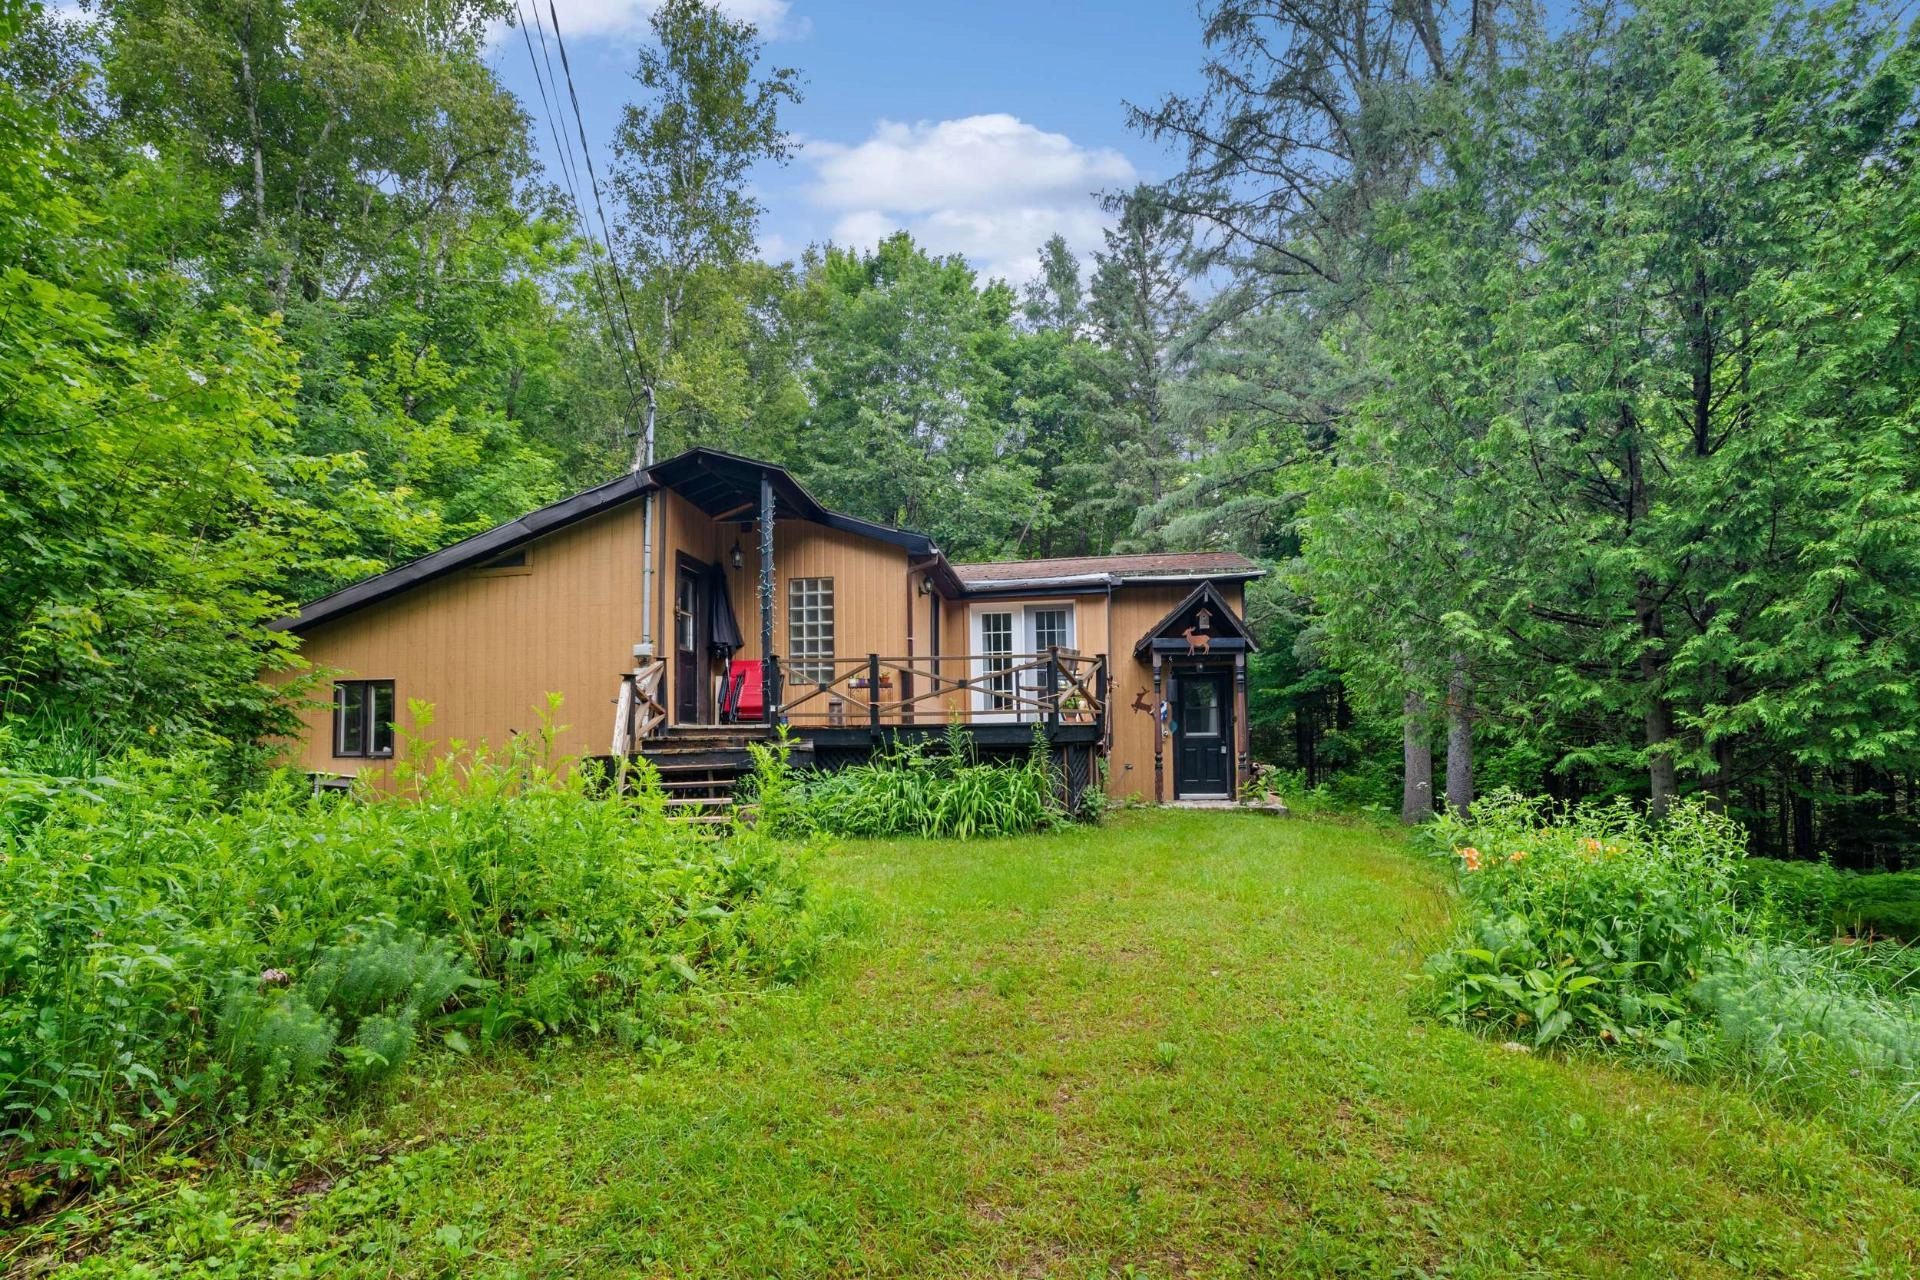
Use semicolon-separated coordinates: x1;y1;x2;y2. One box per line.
509;0;648;416
541;0;653;394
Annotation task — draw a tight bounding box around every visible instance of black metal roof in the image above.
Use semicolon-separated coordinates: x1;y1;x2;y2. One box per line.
272;448;940;634
647;447;938;556
269;471;651;634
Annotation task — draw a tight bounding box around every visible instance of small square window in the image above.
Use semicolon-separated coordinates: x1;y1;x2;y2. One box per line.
333;680;396;758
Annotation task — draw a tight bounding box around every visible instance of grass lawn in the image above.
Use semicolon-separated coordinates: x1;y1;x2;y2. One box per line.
33;811;1920;1278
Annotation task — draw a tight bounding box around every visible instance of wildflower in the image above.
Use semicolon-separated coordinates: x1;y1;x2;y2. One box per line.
1508;848;1528;863
1459;845;1483;872
1581;838;1602;855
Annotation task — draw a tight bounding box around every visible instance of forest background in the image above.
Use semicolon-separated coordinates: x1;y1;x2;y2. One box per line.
2;0;1916;866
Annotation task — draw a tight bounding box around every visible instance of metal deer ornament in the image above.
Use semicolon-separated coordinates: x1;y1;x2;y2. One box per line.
1131;687;1153;714
1181;626;1212;656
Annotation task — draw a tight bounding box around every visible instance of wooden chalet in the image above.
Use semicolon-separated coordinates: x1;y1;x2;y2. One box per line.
271;448;1264;811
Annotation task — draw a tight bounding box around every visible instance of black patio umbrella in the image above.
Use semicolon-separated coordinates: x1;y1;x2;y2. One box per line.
705;561;744;656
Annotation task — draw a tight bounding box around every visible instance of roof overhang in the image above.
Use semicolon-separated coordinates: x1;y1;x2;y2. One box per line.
650;447;938;556
911;554;966;599
1104;570;1265;585
953;572;1121;594
273;448;943;634
271;471;653;634
1132;580;1258;660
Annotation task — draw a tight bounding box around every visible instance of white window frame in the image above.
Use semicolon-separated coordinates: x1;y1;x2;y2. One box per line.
970;603;1076;721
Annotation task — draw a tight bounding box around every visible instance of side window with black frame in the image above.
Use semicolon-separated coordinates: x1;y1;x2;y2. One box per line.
333;679;396;758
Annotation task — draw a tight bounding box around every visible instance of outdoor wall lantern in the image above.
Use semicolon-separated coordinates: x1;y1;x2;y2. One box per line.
730;542;744;571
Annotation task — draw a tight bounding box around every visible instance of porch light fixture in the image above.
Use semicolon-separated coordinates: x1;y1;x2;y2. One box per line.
917;574;934;597
730;542;744;571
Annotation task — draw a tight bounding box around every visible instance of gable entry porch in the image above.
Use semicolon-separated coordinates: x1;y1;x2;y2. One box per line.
1132;582;1257;803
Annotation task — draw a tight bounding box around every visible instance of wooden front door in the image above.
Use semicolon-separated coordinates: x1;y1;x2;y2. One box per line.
1173;669;1233;798
674;560;706;723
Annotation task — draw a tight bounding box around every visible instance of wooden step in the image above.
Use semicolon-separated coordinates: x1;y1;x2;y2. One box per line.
662;796;733;808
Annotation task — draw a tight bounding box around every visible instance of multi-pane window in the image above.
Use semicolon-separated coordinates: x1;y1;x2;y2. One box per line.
979;611;1015;709
788;577;835;684
333;680;396;758
1030;608;1071;651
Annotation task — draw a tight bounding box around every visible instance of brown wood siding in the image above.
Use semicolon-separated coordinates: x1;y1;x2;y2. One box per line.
276;498;920;762
649;493;915;726
921;592;1112;722
275;503;648;776
1107;583;1230;801
275;478;1251;800
731;522;911;726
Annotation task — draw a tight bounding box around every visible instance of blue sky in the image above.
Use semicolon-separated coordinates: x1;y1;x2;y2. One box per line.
487;0;1210;283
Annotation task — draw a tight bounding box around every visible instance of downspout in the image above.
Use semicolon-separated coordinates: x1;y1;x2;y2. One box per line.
759;475;779;724
1105;579;1115;756
634;386;657;656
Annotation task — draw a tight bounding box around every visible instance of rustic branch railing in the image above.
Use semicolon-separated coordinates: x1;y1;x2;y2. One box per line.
774;650;1108;731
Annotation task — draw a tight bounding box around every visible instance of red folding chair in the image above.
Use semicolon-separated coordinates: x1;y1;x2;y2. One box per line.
722;659;765;723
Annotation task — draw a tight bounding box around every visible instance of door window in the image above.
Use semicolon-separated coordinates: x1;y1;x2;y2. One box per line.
1181;677;1222;737
1030;607;1071;651
676;573;697;652
979;611;1014;709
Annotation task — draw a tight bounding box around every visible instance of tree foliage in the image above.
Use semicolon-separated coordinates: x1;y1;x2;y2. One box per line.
4;0;1917;865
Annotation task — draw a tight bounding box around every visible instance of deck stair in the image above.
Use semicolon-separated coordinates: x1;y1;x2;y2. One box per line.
631;726;809;828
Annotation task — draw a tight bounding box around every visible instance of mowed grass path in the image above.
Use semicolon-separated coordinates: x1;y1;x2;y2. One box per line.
70;812;1920;1277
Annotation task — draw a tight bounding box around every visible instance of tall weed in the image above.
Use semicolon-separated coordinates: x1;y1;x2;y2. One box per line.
753;726;1065;840
0;726;826;1208
1420;790;1920;1169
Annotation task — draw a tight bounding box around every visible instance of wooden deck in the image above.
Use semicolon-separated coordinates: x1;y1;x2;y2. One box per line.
771;650;1108;737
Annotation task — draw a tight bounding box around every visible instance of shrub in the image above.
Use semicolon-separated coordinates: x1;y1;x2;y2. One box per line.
1420;791;1920;1169
0;729;826;1204
753;723;1065;840
1736;857;1920;943
1418;792;1746;1049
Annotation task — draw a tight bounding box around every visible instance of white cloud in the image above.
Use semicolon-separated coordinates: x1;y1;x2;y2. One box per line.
805;114;1136;285
528;0;805;41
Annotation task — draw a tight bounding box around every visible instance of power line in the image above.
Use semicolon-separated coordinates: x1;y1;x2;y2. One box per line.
510;0;646;420
542;0;652;394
